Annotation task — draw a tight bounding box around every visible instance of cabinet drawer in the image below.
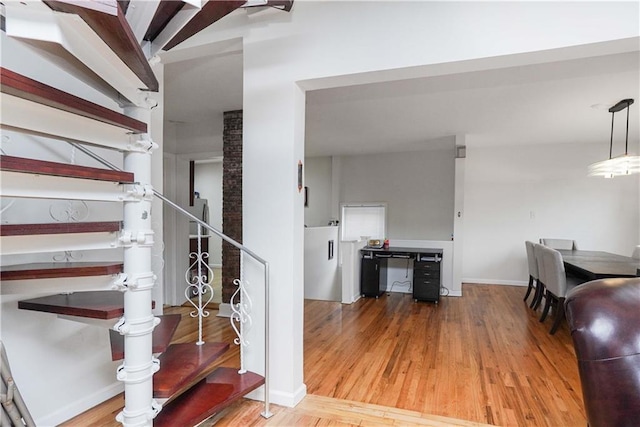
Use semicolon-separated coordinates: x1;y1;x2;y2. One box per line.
414;261;441;272
414;278;440;287
414;270;440;280
413;280;440;302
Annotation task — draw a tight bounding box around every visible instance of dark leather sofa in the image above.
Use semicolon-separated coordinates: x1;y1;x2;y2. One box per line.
565;277;640;427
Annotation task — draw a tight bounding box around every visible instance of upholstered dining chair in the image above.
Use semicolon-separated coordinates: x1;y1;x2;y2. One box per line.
565;278;640;427
524;241;542;309
532;243;546;311
538;245;579;334
539;238;578;250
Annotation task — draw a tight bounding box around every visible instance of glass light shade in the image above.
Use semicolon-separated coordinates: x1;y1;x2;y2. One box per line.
588;154;640;178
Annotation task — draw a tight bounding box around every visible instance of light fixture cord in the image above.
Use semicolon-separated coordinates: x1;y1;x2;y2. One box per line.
625;101;630;155
609;110;615;159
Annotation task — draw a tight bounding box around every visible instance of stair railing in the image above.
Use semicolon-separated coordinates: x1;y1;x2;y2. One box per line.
67;142;273;418
185;223;214;346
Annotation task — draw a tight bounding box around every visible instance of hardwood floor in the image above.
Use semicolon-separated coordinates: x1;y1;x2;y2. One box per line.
303;285;585;427
62;284;586;426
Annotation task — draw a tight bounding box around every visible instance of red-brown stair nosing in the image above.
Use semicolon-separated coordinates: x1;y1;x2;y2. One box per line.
144;1;185;42
153;342;230;399
0;67;147;132
163;1;245;50
1;262;123;281
154;367;265;427
17;290;156;320
1;221;121;237
0;155;134;183
109;314;182;361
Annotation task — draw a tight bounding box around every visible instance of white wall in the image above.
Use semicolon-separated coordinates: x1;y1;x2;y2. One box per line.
171;0;640;409
304;226;340;301
463;141;640;285
194;161;223;266
164;118;223;155
339;146;455;241
304;156;333;227
306;145;456;242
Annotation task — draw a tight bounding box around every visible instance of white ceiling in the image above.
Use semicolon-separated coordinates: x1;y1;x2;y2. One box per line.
164;50;640;157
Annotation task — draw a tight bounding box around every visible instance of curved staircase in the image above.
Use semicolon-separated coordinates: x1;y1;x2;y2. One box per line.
0;60;264;426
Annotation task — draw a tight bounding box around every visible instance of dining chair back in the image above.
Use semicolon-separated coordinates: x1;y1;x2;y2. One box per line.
523;241;539;306
538;245;578;334
565;278;640;427
540;238;578;250
632;245;640;260
532;243;546;310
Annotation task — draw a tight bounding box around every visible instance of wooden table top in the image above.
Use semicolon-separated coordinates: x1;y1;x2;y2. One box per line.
558;249;640;279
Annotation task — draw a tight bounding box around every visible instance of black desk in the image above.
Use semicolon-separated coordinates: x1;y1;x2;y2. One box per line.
559;250;640;281
360;246;443;303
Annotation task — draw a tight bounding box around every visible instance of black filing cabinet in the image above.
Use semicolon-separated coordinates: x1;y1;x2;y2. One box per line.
361;255;387;298
413;255;441;303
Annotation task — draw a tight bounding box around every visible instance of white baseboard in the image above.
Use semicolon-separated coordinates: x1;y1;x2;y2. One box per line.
445;289;462;297
217;302;232;318
463;279;528;286
342;293;361;304
245;383;307;408
36;381;123;426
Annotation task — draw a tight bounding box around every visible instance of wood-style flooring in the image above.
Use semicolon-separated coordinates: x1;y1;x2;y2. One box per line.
303;285;584;427
61;284;585;426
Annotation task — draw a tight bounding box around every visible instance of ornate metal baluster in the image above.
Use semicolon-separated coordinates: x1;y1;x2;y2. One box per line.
184;224;214;345
230;254;252;374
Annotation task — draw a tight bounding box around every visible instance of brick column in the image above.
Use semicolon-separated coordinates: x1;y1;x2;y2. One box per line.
222;110;242;303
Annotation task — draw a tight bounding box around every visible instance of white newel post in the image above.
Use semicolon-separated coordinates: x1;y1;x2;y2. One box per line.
115;102;160;427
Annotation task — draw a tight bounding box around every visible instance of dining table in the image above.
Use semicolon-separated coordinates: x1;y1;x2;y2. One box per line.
559;249;640;282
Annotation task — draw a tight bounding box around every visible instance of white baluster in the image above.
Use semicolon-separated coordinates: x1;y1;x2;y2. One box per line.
184;224;214;345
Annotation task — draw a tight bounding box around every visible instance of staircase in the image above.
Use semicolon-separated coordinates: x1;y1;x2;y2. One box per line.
0;0;286;421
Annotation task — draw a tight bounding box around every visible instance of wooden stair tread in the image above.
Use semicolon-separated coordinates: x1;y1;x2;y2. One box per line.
1;262;123;281
42;1;159;93
163;1;245;50
0;155;134;183
154;367;265;427
1;221;120;237
17;290;155;320
153;342;229;399
108;314;181;361
0;68;147;132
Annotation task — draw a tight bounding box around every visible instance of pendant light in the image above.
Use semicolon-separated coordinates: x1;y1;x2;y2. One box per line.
588;98;640;178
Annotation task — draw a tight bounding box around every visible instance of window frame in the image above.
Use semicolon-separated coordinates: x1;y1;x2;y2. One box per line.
339;202;388;242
